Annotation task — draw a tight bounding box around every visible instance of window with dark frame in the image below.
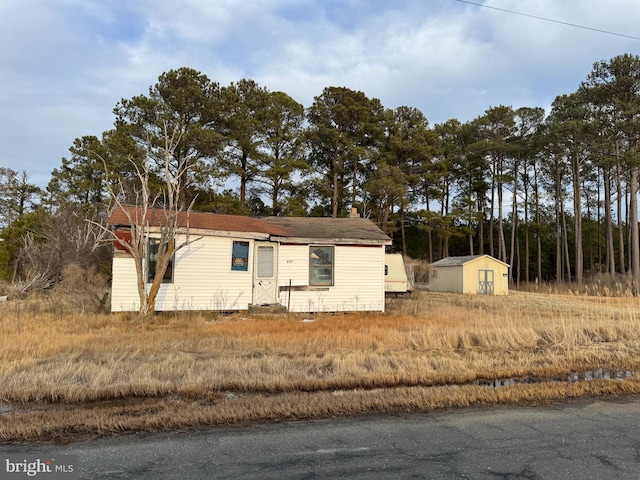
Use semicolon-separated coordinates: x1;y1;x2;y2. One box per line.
231;241;250;271
147;238;174;283
309;246;334;286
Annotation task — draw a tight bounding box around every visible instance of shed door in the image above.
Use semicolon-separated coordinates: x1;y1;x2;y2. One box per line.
253;242;278;305
478;269;494;295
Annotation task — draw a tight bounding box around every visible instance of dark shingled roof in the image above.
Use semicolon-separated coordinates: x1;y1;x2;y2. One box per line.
263;216;392;244
108;206;391;244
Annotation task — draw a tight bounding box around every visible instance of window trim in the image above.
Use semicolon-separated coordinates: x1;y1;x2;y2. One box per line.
309;245;334;286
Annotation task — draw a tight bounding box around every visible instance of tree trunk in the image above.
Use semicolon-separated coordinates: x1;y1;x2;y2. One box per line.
497;155;507;263
562;202;572;282
603;165;615;275
468;197;475;255
571;150;583;284
489;157;496;258
272;183;280;216
534;161;542;283
351;155;359;209
515;230;521;285
240;151;248;208
400;203;407;257
477;198;484;255
617;161;626;274
627;182;632;274
178;156;189;209
509;157;519;278
146;241;175;315
585;176;593;275
630;165;640;293
332;155;339;218
523;164;530;283
556;184;562;284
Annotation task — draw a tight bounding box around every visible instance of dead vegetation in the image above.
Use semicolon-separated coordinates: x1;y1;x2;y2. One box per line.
2;290;640;442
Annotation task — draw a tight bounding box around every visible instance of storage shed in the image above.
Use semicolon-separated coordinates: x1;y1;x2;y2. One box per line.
429;255;509;295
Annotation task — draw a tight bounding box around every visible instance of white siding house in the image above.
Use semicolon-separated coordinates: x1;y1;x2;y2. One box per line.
429;255;509;295
108;207;392;313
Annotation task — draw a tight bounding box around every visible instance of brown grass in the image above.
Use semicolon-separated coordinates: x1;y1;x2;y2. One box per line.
2;290;640;443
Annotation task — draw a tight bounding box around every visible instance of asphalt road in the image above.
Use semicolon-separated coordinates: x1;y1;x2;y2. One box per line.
4;396;640;479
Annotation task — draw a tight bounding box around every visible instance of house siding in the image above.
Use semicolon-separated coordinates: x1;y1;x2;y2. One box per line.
277;244;385;312
461;257;509;295
111;255;141;312
430;266;463;293
166;235;254;310
111;235;256;312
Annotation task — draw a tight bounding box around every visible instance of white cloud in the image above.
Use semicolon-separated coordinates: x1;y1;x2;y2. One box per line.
2;0;640;186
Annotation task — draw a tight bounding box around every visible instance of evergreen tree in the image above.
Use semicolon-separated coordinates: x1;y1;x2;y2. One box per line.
306;87;384;217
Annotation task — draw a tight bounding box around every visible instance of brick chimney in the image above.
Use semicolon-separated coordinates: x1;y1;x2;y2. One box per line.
348;207;360;218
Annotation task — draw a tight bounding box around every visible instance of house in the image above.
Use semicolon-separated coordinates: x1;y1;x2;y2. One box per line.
108;207;392;313
429;255;509;295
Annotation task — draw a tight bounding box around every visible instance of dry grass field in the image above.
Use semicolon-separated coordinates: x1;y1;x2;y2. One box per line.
2;290;640;443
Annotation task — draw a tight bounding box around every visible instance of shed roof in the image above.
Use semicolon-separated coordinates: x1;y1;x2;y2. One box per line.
107;206;391;245
431;254;509;267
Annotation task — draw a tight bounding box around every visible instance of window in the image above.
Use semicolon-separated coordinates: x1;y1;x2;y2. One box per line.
256;245;274;278
309;246;334;286
147;238;174;283
231;241;249;271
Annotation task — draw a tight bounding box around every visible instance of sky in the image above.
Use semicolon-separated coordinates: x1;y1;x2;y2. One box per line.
2;0;640;188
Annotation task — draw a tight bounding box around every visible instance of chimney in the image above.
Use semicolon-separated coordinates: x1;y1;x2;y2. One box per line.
349;207;360;218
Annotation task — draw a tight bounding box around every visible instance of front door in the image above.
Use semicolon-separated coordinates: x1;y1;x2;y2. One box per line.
478;269;494;295
253;242;278;305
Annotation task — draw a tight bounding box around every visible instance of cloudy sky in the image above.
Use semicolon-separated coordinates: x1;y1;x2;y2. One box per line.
2;0;640;187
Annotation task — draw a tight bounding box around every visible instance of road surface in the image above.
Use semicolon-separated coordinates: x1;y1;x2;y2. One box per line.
3;396;640;479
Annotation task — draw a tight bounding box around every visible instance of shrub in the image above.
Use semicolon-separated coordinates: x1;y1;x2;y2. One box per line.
51;263;110;313
407;258;430;284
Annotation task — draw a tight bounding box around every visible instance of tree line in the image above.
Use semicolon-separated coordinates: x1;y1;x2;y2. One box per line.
2;53;640;291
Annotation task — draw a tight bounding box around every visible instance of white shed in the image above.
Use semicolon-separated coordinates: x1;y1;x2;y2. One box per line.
429;255;509;295
108;207;392;313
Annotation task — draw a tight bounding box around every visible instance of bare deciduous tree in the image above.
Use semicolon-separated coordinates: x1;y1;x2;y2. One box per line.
96;121;202;316
12;207;109;295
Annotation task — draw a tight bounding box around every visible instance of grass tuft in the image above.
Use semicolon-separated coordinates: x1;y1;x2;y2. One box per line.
2;291;640;442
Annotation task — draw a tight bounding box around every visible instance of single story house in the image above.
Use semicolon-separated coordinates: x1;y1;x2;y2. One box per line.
108;207;392;313
429;255;509;295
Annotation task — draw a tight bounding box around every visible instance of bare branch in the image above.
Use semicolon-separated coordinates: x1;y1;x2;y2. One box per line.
92;127;202;316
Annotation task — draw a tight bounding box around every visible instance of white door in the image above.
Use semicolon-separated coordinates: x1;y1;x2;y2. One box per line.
253;242;278;305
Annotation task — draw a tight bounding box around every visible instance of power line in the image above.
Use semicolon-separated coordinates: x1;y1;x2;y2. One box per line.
455;0;640;41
